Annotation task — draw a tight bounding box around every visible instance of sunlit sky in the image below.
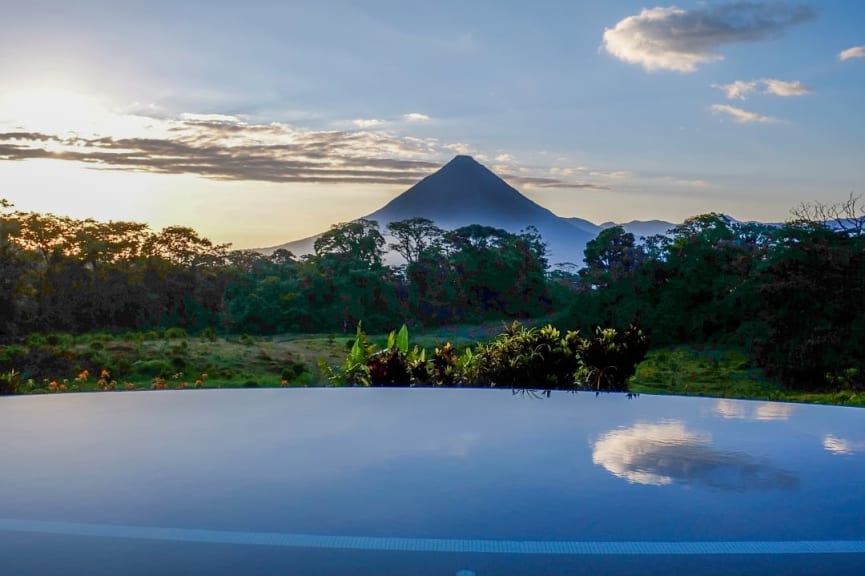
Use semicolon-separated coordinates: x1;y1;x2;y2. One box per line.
1;1;863;248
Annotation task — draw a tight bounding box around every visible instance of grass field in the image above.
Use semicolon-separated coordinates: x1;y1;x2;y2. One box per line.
3;328;863;407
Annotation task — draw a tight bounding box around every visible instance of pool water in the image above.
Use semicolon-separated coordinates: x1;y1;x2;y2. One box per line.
1;389;863;575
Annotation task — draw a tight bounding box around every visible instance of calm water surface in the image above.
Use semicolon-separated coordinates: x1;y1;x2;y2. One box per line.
0;389;863;575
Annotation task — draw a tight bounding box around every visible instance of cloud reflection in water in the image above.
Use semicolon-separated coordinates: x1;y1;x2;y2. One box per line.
823;435;865;456
592;421;798;490
713;399;795;421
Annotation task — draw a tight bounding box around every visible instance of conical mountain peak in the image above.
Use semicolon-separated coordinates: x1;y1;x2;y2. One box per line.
442;154;481;167
372;155;542;223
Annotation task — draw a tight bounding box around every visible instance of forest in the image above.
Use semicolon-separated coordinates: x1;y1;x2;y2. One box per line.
0;196;863;393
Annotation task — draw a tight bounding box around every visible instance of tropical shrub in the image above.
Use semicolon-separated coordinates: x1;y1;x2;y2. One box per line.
325;321;648;391
575;325;649;391
466;322;582;389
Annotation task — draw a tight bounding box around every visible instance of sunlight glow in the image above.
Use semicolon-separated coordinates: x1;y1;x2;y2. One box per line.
0;85;155;137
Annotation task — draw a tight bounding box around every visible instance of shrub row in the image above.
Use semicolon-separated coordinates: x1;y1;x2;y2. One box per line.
320;322;649;391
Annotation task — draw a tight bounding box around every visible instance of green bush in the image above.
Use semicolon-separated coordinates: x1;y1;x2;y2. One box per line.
281;362;307;381
0;369;20;395
429;343;460;386
467;323;582;389
575;325;649;391
164;327;188;340
131;359;173;377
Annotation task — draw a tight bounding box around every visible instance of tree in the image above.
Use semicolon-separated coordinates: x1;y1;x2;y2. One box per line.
582;225;644;288
314;219;385;268
387;218;443;266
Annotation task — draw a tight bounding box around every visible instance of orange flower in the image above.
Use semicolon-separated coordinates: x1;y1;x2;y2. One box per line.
125;383;135;390
280;379;289;387
100;369;110;379
195;379;203;388
59;383;67;391
49;381;58;391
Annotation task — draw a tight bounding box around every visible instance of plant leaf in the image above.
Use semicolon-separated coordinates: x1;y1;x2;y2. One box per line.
396;324;409;354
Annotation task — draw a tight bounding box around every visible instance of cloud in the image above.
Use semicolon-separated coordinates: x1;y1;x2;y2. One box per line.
402;112;431;122
839;45;865;61
352;118;386;128
715;78;810;99
592;421;798;490
505;175;610;191
762;78;809;96
603;4;816;72
179;113;243;123
443;142;475;155
710;104;780;124
0;121;444;186
713;80;760;100
0;116;615;192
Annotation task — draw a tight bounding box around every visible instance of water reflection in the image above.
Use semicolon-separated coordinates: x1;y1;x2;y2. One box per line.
713;399;795;421
714;399;746;419
753;402;795;421
823;434;865;455
592;421;798;490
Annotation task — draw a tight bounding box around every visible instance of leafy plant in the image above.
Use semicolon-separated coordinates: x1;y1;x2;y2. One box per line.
318;322;375;385
466;322;582;389
0;369;20;395
575;325;649;391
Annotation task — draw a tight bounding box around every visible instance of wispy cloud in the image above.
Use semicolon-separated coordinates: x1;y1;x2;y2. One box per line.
504;175;610;191
839;45;865;61
714;80;760;100
0;114;612;191
352;118;386;128
603;4;815;72
762;78;809;96
0;119;444;186
710;104;780;124
402;112;431;122
713;78;810;99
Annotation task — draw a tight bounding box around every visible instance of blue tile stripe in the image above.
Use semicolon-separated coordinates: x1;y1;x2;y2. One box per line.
1;518;864;555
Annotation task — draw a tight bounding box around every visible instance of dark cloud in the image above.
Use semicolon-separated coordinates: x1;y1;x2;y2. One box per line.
0;120;612;191
0;127;440;186
603;3;816;72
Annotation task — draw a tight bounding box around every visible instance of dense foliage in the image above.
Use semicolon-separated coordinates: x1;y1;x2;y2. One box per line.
1;195;863;393
562;204;865;392
0;205;557;338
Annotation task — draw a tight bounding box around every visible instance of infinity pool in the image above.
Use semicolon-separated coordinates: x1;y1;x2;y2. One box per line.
1;389;863;575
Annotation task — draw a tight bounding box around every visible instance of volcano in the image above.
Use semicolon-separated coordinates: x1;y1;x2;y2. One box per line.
269;156;668;266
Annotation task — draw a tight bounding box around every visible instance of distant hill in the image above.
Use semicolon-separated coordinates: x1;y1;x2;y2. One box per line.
598;219;676;239
267;156;674;266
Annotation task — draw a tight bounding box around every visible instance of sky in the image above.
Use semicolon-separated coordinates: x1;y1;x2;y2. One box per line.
1;0;863;248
